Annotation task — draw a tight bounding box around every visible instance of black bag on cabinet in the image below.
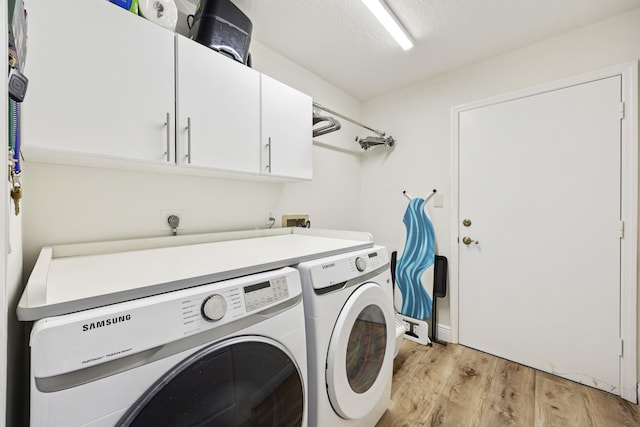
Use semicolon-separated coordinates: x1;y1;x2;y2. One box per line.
188;0;253;66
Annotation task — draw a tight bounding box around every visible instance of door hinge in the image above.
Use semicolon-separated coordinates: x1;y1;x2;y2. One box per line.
619;220;625;238
620;102;625;120
619;337;624;357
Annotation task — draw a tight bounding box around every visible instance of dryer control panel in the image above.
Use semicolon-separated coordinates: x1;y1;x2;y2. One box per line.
299;245;390;290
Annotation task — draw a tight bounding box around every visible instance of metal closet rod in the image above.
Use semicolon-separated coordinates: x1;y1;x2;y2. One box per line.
313;102;386;136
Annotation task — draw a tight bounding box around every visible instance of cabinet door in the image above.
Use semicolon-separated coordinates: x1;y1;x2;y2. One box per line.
23;0;175;164
175;36;260;174
261;75;313;180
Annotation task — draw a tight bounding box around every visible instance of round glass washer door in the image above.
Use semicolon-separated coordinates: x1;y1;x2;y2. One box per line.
117;336;305;427
326;282;394;420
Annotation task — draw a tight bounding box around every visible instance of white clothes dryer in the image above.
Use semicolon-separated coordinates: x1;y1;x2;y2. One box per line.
296;246;395;427
29;267;307;427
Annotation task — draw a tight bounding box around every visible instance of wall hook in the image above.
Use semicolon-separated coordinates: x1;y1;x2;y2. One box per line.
403;189;437;202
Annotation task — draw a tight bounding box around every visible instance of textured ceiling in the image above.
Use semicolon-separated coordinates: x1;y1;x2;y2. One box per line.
186;0;640;101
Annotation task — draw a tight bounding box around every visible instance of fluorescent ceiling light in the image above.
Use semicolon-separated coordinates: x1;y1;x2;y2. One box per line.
361;0;413;50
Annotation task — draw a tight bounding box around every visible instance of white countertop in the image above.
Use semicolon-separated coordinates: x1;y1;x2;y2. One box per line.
17;228;373;321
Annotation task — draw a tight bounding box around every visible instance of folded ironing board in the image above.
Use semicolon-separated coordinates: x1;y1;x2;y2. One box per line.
394;197;436;345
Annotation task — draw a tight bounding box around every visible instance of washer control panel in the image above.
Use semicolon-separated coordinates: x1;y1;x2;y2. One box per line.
181;268;298;333
34;268;302;375
243;276;289;312
197;274;291;322
190;286;242;325
202;294;227;321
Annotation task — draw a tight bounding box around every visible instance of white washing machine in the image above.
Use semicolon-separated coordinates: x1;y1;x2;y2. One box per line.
296;246;395;427
29;267;308;427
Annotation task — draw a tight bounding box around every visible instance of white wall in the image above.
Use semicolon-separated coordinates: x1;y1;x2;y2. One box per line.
360;7;640;374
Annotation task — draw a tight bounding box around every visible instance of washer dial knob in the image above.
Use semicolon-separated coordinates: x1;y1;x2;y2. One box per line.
202;294;227;321
355;257;367;272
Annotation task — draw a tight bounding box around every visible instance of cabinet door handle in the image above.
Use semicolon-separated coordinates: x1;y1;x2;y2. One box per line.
186;117;192;164
266;137;272;173
165;112;171;162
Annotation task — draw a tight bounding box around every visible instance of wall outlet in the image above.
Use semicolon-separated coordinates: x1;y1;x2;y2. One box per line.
282;214;309;227
433;193;445;208
161;209;185;231
265;209;276;225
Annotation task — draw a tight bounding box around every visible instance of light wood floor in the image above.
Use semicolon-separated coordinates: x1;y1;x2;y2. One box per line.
377;340;640;427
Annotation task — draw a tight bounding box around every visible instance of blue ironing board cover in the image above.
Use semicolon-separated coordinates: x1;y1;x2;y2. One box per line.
396;198;435;320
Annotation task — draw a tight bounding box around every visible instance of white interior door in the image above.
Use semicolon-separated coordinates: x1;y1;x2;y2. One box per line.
457;76;623;395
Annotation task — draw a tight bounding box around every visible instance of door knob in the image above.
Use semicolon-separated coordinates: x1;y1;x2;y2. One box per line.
462;236;479;245
462;219;472;227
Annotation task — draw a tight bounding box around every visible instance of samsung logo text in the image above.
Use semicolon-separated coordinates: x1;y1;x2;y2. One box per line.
82;314;131;331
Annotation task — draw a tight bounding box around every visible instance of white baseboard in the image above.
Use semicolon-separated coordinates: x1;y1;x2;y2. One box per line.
435;323;451;343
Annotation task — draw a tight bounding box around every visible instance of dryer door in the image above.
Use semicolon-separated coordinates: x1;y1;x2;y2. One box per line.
326;282;395;420
117;336;304;427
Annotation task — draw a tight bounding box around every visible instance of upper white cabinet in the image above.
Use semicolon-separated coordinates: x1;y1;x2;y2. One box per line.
261;75;313;180
24;0;176;164
175;35;260;174
23;0;312;180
